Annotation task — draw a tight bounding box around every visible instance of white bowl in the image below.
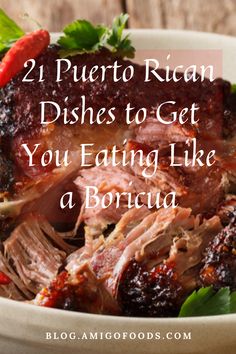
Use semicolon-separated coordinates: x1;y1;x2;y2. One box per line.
1;30;236;354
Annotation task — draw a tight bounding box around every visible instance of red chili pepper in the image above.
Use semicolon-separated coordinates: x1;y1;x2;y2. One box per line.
0;271;11;285
0;29;50;88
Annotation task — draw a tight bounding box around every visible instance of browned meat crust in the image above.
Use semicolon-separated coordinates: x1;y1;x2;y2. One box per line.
200;214;236;290
0;149;14;191
34;269;120;315
224;91;236;138
118;261;183;317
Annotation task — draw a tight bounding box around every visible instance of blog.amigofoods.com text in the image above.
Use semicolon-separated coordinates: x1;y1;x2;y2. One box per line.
45;331;192;341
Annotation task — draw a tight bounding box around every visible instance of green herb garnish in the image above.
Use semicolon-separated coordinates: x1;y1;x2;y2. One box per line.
0;9;25;54
231;84;236;94
58;13;135;59
106;13;134;58
178;286;236;317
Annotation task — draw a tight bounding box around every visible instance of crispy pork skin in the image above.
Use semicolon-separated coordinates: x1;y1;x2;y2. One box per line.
119;261;183;317
200;214;236;290
0;149;14;192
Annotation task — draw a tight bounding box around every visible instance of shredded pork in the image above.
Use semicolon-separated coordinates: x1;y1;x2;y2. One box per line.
3;215;73;294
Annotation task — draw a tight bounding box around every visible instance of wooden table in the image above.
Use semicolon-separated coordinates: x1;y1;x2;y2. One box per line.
0;0;236;35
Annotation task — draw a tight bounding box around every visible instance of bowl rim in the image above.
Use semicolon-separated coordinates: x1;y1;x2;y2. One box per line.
52;28;236;40
1;296;236;323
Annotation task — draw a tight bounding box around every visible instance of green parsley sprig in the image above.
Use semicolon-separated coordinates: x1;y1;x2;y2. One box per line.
179;286;236;317
231;84;236;94
0;9;25;54
58;13;135;59
0;9;135;59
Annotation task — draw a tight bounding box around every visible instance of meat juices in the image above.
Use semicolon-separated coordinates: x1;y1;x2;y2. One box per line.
0;46;236;316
